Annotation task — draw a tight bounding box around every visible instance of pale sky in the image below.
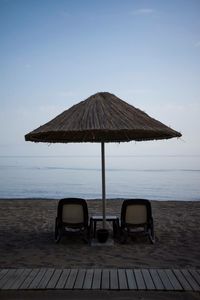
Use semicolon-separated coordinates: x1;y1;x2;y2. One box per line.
0;0;200;157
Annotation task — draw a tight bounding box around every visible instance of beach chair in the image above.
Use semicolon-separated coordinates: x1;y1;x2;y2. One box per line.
120;199;155;244
55;198;90;243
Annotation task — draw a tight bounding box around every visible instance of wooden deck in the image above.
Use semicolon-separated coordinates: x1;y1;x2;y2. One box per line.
0;268;200;292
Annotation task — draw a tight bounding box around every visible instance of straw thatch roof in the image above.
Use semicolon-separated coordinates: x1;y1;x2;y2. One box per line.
25;92;181;143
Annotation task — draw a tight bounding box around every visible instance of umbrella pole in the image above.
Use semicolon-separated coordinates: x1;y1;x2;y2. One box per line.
101;142;106;229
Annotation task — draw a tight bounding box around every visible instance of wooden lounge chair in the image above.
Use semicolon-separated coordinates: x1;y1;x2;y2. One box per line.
120;199;155;244
55;198;90;243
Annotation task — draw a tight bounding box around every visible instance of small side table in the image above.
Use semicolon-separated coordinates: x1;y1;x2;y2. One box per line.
90;215;120;238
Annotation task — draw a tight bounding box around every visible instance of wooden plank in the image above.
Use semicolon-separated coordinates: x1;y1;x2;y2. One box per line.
82;269;94;290
189;269;200;291
149;269;164;290
0;269;17;289
2;268;200;291
118;269;128;290
165;269;183;290
2;269;24;290
55;269;70;289
47;269;62;289
37;268;55;289
125;269;137;290
141;269;155;290
181;269;200;291
134;269;146;290
19;269;40;289
0;269;8;281
157;269;174;290
10;269;32;290
92;269;101;290
65;269;78;289
28;269;47;289
173;269;192;291
110;269;119;290
101;269;110;290
74;269;86;289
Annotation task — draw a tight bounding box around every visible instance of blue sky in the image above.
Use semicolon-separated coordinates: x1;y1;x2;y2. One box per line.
0;0;200;157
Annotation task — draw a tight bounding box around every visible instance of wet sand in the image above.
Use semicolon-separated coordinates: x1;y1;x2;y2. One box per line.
0;199;200;269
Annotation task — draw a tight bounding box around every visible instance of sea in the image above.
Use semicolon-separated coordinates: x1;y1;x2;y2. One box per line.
0;155;199;201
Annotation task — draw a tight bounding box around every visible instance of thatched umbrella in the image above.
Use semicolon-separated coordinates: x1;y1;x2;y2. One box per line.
25;92;181;228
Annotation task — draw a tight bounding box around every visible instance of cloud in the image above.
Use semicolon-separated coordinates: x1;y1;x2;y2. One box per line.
131;8;155;16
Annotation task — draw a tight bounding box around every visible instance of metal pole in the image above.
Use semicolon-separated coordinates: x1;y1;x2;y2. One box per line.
101;142;106;229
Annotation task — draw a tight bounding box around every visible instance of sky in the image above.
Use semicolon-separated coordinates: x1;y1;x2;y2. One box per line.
0;0;200;158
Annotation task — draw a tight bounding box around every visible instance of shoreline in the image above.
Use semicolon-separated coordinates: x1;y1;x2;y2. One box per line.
0;198;200;202
0;199;200;269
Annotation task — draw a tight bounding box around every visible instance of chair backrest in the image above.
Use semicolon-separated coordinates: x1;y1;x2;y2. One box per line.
57;198;88;226
62;204;84;224
121;199;152;226
125;204;147;224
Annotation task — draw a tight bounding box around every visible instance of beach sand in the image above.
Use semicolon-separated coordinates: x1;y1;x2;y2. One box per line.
0;199;199;269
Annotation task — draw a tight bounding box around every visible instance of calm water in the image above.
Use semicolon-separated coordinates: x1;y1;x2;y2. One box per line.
0;155;200;201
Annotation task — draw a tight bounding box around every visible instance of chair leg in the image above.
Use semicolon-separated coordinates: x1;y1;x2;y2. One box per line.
148;225;155;244
113;218;120;239
55;218;62;243
120;228;128;244
82;228;90;244
89;218;94;239
88;224;93;244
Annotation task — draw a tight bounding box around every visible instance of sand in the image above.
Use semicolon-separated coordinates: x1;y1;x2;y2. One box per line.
0;199;200;269
1;290;200;300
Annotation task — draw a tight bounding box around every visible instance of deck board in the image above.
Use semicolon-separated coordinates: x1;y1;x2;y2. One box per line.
126;269;137;290
37;268;55;289
82;269;94;289
149;269;164;290
0;269;17;289
46;269;62;289
118;269;128;290
101;269;110;289
10;269;32;290
55;269;70;289
157;269;174;290
92;269;101;290
0;268;200;292
28;268;47;289
74;269;86;289
1;269;24;290
110;269;119;290
141;269;155;290
0;269;8;281
19;269;40;289
65;269;78;289
189;269;200;291
134;269;146;290
181;269;200;291
173;269;193;291
165;269;183;290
